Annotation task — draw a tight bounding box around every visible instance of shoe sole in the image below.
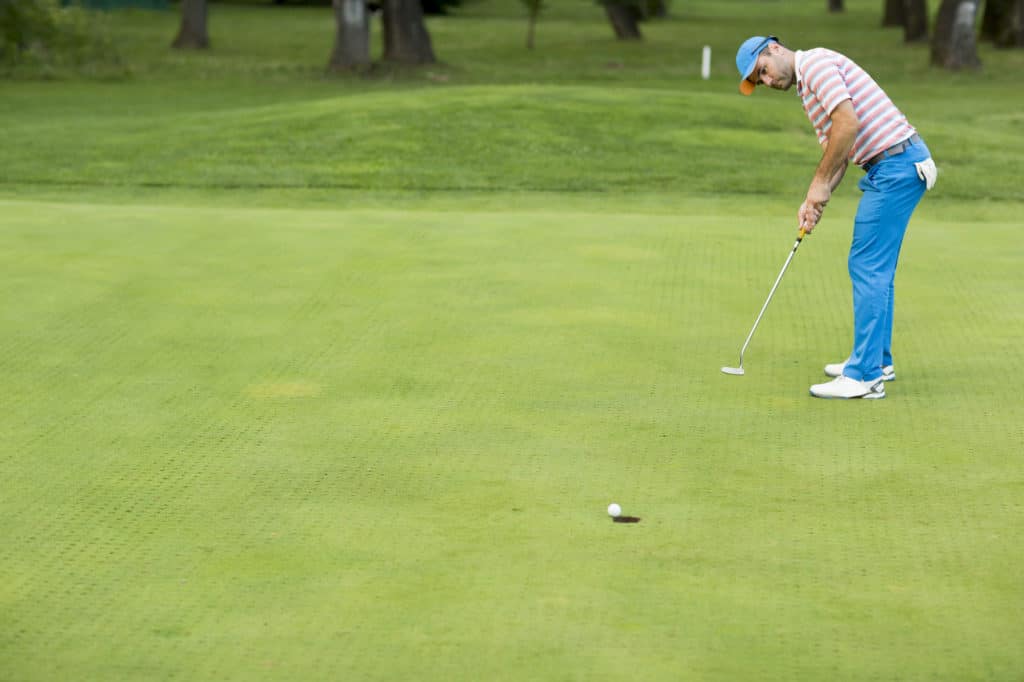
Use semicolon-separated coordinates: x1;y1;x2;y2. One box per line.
824;370;895;381
809;390;886;399
810;379;887;399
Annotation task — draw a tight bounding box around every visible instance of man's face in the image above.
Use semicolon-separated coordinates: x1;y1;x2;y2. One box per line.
746;44;795;92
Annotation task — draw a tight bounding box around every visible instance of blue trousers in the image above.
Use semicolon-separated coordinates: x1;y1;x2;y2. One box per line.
844;138;930;382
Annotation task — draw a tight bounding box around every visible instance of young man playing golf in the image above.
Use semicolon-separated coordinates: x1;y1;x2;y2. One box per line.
736;36;936;399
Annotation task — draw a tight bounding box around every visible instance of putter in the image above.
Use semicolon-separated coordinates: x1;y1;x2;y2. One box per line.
722;227;807;376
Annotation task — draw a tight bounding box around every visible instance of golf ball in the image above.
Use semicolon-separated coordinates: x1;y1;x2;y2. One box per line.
607;503;622;518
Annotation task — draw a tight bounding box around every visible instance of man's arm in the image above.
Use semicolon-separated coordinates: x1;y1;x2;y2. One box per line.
825;148;849;192
813;99;858;193
799;100;859;232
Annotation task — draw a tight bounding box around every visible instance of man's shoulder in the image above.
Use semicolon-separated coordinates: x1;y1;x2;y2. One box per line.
801;47;841;64
799;47;857;85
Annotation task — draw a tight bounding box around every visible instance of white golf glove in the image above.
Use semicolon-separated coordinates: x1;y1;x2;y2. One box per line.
914;158;937;191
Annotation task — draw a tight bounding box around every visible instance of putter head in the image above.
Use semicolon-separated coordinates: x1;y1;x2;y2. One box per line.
721;366;745;376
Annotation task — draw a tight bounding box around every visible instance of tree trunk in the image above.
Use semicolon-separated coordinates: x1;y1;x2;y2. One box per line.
982;0;1024;46
1003;0;1024;46
640;0;667;19
882;0;906;25
171;0;209;49
981;0;1002;38
328;0;370;70
903;0;929;41
526;5;539;49
829;0;844;12
603;1;642;40
381;0;436;64
931;0;982;69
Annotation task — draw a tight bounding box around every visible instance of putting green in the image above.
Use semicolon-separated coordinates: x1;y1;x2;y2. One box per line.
2;195;1021;680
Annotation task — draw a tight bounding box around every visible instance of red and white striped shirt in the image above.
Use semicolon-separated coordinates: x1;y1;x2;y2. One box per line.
795;48;915;166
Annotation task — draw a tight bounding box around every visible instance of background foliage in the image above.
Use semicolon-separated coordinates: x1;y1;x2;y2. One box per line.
0;0;123;75
2;0;1023;201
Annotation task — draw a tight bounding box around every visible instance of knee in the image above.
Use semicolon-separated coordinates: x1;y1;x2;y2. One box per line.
848;247;899;283
848;259;890;289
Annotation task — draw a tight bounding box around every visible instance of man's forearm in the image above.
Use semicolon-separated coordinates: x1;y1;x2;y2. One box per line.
815;124;856;187
829;162;848;192
800;101;860;231
814;101;859;189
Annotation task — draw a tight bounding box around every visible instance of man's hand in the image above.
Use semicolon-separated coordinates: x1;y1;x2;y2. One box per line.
801;181;830;232
805;179;831;209
798;200;821;233
798;181;830;232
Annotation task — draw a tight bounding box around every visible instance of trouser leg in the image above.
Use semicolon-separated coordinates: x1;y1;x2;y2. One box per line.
881;273;895;368
845;150;927;382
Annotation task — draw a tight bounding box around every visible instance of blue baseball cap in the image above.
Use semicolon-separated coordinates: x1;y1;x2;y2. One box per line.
736;35;778;95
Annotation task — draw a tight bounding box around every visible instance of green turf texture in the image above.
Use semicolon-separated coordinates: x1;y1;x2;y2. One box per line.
2;0;1023;680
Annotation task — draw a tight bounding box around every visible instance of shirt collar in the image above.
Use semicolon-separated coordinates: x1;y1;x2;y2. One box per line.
790;49;806;95
794;50;807;95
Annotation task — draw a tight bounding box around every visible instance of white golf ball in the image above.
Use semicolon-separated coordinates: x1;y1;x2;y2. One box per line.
607;503;622;518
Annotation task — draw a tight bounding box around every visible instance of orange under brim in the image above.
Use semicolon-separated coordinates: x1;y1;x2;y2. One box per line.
739;79;755;96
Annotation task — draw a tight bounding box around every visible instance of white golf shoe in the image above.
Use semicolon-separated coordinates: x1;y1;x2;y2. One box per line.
824;360;895;381
810;375;887;400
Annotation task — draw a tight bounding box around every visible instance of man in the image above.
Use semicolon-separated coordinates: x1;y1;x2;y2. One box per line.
735;36;936;400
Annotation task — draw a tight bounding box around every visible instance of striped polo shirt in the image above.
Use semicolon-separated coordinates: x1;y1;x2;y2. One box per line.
795;48;915;167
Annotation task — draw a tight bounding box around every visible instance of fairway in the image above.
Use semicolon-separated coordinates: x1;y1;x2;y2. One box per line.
2;0;1023;679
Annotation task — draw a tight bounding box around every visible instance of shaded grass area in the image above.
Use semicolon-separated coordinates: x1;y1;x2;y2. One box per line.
2;81;1022;201
1;85;810;194
1;1;1023;202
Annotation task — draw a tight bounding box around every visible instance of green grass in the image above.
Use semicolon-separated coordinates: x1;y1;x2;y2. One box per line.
2;1;1023;680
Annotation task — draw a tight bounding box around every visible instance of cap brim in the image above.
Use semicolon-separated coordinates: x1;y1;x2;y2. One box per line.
739;79;755;96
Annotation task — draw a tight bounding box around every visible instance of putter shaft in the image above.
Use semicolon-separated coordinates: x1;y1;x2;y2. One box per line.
732;228;807;369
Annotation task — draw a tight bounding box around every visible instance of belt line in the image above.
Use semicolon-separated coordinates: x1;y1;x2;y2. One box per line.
861;133;922;171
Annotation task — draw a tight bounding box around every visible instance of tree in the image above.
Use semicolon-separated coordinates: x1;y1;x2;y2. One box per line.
981;0;1024;47
328;0;370;70
828;0;844;11
602;0;642;40
882;0;905;25
931;0;981;69
1;0;41;51
638;0;667;18
171;0;209;49
521;0;543;49
381;0;435;64
420;0;460;15
882;0;928;41
1;0;122;73
903;0;929;42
